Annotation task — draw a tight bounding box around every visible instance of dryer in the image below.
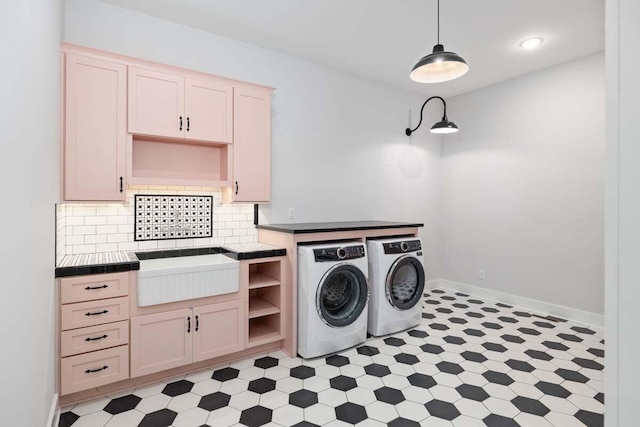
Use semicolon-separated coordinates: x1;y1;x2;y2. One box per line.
297;242;369;358
367;237;425;336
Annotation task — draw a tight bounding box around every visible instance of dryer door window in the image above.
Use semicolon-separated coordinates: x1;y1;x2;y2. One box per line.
316;264;368;327
386;256;425;310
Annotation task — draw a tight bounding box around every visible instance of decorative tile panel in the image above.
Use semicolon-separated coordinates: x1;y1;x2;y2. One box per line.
134;195;213;241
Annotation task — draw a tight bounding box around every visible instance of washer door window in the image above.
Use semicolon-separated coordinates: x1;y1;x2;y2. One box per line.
386;256;425;310
317;264;368;327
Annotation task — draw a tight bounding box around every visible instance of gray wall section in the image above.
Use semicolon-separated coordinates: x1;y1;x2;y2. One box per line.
0;0;62;425
441;54;605;315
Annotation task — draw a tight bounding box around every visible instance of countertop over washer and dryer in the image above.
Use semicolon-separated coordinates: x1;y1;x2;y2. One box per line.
257;220;424;356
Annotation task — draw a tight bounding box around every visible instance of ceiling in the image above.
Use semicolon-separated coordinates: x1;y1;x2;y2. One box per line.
101;0;604;97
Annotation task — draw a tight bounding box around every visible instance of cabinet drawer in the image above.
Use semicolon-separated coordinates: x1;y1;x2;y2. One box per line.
61;345;129;395
61;320;129;357
60;272;129;304
61;297;129;331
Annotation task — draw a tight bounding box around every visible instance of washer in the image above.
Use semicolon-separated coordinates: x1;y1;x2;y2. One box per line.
367;237;426;336
297;242;369;359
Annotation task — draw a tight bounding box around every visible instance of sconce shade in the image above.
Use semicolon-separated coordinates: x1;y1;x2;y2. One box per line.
430;118;459;134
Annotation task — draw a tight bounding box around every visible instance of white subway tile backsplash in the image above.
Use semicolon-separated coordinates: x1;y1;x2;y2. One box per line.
56;186;258;261
84;216;107;226
72;225;96;235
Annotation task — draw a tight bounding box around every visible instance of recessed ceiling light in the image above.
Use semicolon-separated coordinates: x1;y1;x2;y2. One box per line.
519;37;544;49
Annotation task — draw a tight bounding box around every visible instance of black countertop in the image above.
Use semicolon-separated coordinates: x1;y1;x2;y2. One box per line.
55;244;286;278
256;220;424;234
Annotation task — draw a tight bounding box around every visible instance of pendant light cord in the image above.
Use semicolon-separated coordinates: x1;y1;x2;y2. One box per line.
437;0;440;44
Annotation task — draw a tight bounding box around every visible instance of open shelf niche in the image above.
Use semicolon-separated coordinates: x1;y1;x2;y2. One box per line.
128;135;231;187
247;260;284;347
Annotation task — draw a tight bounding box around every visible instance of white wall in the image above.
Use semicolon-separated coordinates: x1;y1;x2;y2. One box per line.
64;0;444;279
605;0;640;424
0;0;62;425
440;54;605;316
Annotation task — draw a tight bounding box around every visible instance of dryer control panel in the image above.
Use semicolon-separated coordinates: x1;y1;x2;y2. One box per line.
383;239;422;254
314;245;366;262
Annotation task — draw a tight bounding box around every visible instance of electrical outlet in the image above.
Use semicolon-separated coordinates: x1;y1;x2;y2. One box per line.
479;269;486;280
287;208;295;220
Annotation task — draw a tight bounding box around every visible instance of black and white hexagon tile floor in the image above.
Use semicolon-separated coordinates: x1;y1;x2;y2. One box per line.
59;289;604;427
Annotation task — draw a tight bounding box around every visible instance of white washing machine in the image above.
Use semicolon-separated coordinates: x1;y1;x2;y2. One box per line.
367;237;426;336
297;242;369;359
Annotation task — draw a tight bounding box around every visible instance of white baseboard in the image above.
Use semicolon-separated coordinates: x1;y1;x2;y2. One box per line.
426;279;604;328
47;393;59;427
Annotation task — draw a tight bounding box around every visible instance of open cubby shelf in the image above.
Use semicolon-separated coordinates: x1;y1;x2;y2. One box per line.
248;272;280;289
248;296;280;319
246;260;283;348
248;314;282;346
248;262;281;289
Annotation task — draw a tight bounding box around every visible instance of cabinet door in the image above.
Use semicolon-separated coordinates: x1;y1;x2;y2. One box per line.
64;54;126;201
130;309;192;377
128;67;185;139
185;78;233;143
193;300;245;362
232;87;272;202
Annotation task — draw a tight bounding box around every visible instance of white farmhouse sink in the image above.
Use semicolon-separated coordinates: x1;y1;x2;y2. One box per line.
137;254;239;307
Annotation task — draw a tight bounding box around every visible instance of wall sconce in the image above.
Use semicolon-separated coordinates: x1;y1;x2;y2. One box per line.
405;96;459;136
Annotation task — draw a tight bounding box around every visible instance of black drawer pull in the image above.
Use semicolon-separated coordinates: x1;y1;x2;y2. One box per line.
85;310;109;317
235;181;239;195
179;116;183;131
85;334;108;342
195;315;199;332
119;176;124;193
85;366;108;374
187;117;190;132
85;285;108;291
187;316;191;333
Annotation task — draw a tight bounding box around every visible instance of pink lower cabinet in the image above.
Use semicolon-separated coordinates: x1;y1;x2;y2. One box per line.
193;300;245;362
130;300;245;377
59;272;132;396
61;346;129;395
130;308;193;378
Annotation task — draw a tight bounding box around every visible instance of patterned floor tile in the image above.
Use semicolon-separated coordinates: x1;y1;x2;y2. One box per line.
58;289;604;427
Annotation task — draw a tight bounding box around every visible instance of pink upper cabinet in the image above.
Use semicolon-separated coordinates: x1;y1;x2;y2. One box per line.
64;54;126;201
128;67;185;139
230;86;272;203
185;78;233;144
128;68;233;144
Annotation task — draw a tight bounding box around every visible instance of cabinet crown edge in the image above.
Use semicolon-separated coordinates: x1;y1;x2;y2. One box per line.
61;42;275;94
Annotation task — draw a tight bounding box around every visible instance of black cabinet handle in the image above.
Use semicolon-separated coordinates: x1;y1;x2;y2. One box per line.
85;310;109;317
85;334;108;342
187;316;191;333
195;315;199;332
235;181;239;195
187;117;190;132
85;285;108;291
179;116;183;131
85;366;108;374
119;176;123;193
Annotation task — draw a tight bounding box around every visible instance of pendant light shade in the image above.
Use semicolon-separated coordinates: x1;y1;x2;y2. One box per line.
410;0;469;83
410;44;469;83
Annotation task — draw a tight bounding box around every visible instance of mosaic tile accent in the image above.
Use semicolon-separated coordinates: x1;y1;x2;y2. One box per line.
59;289;604;427
134;195;213;241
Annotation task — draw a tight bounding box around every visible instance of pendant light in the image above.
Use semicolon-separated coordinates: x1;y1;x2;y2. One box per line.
410;0;469;83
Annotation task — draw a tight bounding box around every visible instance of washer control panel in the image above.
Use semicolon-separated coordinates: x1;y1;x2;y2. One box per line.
383;239;422;254
314;245;366;262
